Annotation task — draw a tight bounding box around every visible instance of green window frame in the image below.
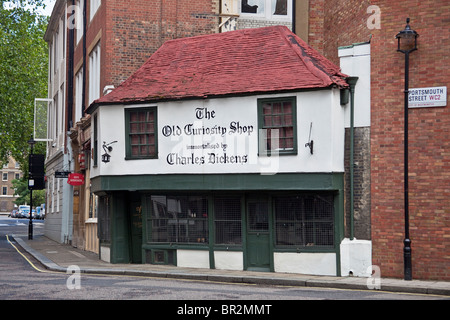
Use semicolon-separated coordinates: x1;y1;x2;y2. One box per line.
148;195;209;244
214;196;242;246
258;96;297;156
125;107;158;159
274;194;335;248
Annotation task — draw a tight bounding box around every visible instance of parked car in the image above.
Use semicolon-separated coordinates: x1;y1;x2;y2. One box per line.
18;205;30;218
9;209;18;218
35;206;45;219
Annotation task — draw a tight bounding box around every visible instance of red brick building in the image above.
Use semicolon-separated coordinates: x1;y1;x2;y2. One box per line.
369;0;449;281
307;0;449;280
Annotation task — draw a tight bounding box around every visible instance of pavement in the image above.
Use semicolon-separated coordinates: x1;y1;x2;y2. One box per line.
9;233;450;297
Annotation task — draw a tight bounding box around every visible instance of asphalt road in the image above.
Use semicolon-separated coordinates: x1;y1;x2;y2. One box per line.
0;216;448;305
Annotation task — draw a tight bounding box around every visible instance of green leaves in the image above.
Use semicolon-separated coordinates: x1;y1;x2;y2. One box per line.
0;1;48;168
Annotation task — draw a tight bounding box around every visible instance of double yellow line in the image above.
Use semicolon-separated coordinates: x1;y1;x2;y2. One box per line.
6;235;56;274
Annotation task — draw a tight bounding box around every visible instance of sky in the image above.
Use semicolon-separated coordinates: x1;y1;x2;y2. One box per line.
40;0;56;16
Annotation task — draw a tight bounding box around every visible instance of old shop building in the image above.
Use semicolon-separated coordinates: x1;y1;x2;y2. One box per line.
86;26;367;276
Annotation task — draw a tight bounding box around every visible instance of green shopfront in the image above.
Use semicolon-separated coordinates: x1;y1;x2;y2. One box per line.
92;172;344;275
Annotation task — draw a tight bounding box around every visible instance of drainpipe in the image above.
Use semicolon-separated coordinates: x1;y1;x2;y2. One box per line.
82;0;87;116
292;0;296;34
347;77;359;241
67;0;75;129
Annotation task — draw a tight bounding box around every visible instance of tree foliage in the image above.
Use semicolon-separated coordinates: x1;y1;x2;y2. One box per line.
11;177;45;206
0;0;48;171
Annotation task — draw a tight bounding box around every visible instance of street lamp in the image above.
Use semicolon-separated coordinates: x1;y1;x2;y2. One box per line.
396;18;419;281
27;138;36;240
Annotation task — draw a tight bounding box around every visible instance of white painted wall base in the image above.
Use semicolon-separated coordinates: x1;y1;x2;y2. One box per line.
340;238;372;277
274;252;337;276
100;245;110;263
177;250;210;269
214;251;243;270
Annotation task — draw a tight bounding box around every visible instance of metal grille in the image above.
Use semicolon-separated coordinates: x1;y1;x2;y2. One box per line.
149;196;208;244
274;194;334;247
214;197;242;245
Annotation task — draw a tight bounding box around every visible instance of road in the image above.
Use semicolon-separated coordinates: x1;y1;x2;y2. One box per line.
0;215;448;305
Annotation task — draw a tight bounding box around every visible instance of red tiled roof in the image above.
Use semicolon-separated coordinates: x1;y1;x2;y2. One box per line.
91;26;348;109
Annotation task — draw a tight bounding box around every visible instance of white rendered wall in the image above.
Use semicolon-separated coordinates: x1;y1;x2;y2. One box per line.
274;252;337;276
177;250;210;269
91;90;346;178
214;251;244;271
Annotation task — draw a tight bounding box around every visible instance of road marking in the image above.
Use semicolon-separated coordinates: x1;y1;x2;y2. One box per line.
6;235;56;274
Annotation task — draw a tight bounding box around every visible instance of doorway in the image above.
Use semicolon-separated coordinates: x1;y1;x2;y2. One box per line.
246;199;272;271
128;193;143;263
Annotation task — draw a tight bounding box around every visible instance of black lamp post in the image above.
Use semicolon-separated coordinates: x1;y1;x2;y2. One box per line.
27;138;36;240
396;18;419;281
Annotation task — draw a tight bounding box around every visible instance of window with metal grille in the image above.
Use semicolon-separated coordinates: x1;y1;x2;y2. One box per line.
274;194;334;248
214;197;242;245
258;97;297;155
125;107;157;159
149;196;208;244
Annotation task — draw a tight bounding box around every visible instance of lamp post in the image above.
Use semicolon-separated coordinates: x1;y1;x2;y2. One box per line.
396;18;419;281
27;138;36;240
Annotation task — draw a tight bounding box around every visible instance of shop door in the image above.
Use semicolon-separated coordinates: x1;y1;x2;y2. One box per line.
129;197;143;264
246;200;271;271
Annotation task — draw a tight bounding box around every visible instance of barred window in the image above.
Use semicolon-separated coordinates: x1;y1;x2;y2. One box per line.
149;196;208;244
258;97;297;155
214;197;242;245
125;107;157;159
274;194;334;248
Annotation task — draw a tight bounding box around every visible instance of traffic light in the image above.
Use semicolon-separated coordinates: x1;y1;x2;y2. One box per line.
29;154;45;190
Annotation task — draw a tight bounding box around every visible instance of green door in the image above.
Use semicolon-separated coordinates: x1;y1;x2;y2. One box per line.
129;196;143;264
246;200;271;271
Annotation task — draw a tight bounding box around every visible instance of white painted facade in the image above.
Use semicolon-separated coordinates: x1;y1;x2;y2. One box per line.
91;89;345;179
44;1;73;244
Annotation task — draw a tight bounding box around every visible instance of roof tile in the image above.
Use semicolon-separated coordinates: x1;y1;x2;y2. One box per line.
92;26;348;108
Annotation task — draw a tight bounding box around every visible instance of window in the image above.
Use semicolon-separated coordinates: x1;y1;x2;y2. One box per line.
2;187;7;195
75;0;84;44
214;197;242;245
241;0;290;19
90;0;101;21
274;194;334;248
149;196;208;244
93;114;98;166
98;195;110;242
125;107;158;159
75;69;83;122
2;173;7;181
258;97;297;155
89;42;101;104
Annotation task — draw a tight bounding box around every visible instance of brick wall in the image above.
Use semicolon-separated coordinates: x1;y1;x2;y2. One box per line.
105;0;219;88
370;0;450;280
309;0;371;64
308;0;449;280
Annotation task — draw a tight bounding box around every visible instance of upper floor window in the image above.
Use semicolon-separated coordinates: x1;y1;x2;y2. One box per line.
241;0;290;19
125;107;158;159
258;96;297;156
75;0;84;44
89;42;101;104
90;0;101;21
